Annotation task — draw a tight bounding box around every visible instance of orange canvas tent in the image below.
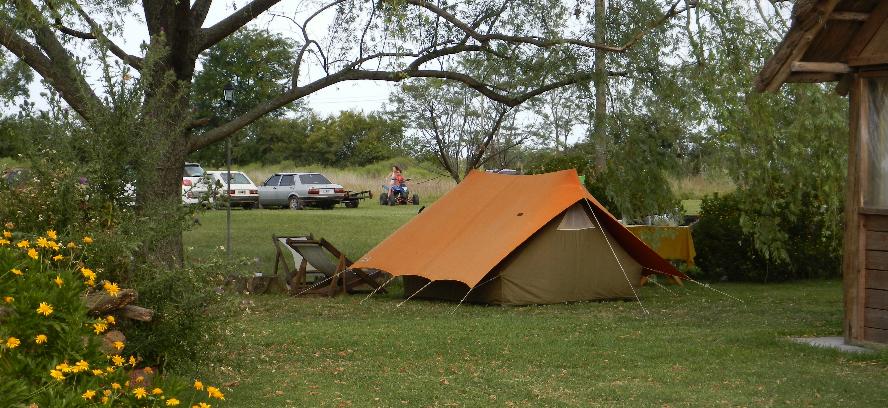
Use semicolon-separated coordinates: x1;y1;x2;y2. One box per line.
352;169;685;305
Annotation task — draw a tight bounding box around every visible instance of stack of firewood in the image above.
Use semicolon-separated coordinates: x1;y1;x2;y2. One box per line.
84;289;154;354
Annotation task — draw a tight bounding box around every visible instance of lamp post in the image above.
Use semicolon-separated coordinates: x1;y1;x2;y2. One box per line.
223;82;234;259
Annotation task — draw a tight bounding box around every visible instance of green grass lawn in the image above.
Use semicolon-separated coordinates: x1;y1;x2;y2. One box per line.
184;205;888;407
183;200;420;272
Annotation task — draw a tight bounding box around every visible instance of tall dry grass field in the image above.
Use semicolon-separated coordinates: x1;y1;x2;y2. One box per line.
669;172;736;200
232;160;456;202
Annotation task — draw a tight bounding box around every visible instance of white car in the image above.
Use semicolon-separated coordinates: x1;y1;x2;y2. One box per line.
182;162;212;206
207;171;259;209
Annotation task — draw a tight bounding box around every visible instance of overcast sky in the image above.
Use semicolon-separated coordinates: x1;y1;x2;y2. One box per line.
11;1;392;117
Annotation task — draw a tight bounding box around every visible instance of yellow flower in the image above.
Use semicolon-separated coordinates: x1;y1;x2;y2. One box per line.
193;379;204;390
101;396;109;404
10;268;23;276
6;337;21;348
83;236;93;244
166;399;181;406
103;389;112;396
106;315;116;325
27;248;38;260
3;296;12;303
57;362;72;373
86;278;96;287
54;275;64;288
52;254;64;261
129;355;137;366
103;281;120;297
152;387;163;395
50;369;65;381
48;241;61;251
35;334;47;344
111;382;121;390
36;236;50;248
113;341;124;351
36;302;54;316
93;322;108;334
2;230;11;238
143;367;153;375
16;239;29;248
135;375;144;384
81;267;96;279
207;386;225;400
111;355;125;366
66;241;77;249
92;369;105;376
46;230;57;240
195;403;211;408
82;389;96;400
74;360;89;372
133;387;147;399
0;238;9;246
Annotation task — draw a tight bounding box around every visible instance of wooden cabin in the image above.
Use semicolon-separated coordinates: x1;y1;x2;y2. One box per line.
756;0;888;346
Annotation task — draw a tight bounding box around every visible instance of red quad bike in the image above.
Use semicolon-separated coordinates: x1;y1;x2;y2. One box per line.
380;179;419;206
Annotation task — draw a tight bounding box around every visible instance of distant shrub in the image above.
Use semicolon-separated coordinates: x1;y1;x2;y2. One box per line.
693;193;841;282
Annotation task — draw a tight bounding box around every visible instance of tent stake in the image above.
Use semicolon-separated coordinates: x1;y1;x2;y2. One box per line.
397;280;434;307
584;200;649;315
360;275;398;304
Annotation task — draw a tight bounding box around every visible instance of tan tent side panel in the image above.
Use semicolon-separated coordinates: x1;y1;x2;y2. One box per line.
482;203;643;305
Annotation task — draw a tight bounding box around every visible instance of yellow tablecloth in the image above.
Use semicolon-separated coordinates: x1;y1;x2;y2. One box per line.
626;226;696;267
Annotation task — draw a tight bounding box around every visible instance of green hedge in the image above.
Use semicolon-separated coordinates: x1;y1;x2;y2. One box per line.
692;193;841;282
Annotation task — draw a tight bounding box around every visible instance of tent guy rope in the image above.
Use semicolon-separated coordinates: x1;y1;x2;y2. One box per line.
360;275;398;304
642;266;744;303
451;274;502;314
585;200;650;315
293;270;344;297
396;280;434;307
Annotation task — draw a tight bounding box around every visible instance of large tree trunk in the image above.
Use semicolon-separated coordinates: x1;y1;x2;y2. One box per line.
137;87;192;268
592;0;608;170
136;2;199;268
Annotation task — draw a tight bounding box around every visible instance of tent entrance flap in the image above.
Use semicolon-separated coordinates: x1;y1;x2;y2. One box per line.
557;201;596;231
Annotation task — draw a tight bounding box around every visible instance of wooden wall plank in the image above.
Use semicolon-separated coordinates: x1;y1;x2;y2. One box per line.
867;269;888;290
865;230;888;250
864;288;888;310
864;214;888;231
865;250;888;270
864;326;888;343
865;307;888;329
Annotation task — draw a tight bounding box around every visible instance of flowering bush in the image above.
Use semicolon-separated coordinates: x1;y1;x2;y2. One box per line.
0;223;226;407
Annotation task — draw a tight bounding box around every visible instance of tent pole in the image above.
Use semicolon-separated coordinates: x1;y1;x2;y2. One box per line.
584;200;650;315
360;275;398;304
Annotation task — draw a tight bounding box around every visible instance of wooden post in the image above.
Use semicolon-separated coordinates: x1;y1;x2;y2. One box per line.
845;75;866;344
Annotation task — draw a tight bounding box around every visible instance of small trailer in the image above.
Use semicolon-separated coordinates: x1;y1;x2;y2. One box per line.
341;190;372;208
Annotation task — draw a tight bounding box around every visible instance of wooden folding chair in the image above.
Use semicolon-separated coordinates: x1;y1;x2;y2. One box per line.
272;234;387;296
